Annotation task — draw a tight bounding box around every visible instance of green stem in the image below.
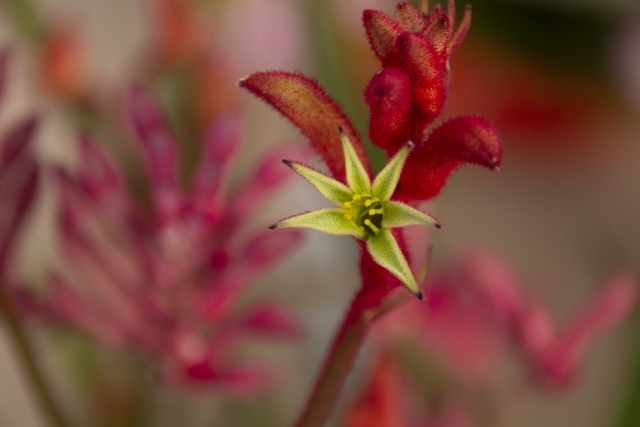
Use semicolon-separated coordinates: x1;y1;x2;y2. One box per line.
0;283;70;427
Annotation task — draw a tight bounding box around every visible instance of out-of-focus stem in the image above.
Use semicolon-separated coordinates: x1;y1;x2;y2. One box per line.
0;283;70;427
614;313;640;427
293;297;368;427
294;287;408;427
0;0;44;44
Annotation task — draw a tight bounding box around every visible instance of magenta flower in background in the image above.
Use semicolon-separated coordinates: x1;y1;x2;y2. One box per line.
33;85;305;394
0;47;40;279
377;248;638;387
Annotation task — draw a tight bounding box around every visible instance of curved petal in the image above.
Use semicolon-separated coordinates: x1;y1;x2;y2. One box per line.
372;142;412;201
283;160;352;206
366;229;420;297
396;115;501;202
271;208;367;239
341;130;371;194
362;9;403;67
239;71;371;182
382;201;440;229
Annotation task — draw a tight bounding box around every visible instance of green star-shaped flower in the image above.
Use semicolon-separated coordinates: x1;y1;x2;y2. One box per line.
270;128;440;299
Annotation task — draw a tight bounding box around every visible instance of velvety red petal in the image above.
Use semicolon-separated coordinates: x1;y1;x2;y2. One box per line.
422;5;452;55
394;2;425;33
238;71;370;182
396;32;446;128
364;67;412;153
396;115;501;202
362;10;403;68
237;303;303;340
448;4;472;56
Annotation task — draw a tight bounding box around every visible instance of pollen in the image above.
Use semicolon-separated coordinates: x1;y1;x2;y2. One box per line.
343;201;352;209
344;214;352;220
352;194;361;201
364;199;372;207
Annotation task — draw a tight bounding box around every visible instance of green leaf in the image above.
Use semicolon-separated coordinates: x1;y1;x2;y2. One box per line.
284;160;353;206
366;228;420;296
382;201;440;229
271;208;367;239
371;142;412;201
340;128;371;194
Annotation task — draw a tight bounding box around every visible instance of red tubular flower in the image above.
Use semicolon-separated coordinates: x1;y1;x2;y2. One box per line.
35;86;304;393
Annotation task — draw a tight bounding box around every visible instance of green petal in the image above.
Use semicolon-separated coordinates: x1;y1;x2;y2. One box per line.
371;142;412;201
271;208;367;239
340;128;371;194
382;201;441;229
283;160;353;206
366;228;421;296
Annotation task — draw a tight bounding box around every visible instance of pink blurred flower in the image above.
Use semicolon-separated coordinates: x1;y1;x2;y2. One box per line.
32;85;305;394
344;355;475;427
378;248;638;388
0;48;40;274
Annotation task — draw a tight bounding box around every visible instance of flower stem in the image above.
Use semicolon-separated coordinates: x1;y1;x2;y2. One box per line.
294;286;404;427
0;283;70;427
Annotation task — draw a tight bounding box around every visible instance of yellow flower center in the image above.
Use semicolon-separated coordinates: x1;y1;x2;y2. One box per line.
343;194;383;236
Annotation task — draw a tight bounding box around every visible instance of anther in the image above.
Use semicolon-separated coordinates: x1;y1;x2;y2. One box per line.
344;214;352;220
369;209;376;216
353;194;361;201
364;199;372;207
343;202;352;209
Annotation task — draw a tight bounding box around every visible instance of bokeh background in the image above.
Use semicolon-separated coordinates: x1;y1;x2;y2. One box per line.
0;0;640;426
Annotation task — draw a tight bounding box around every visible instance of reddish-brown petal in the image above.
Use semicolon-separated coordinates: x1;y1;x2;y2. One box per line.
241;229;303;270
362;10;403;68
77;133;125;203
238;71;369;182
396;115;501;202
396;32;446;128
364;67;412;153
394;2;425;33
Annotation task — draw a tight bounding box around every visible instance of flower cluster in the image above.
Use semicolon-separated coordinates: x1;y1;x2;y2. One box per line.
34;86;305;393
240;0;501;299
377;248;638;387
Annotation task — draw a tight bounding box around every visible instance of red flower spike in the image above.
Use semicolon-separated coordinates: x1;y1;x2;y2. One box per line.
394;2;426;33
396;32;446;126
364;67;412;153
362;10;404;68
396;115;501;201
238;72;369;182
241;229;303;270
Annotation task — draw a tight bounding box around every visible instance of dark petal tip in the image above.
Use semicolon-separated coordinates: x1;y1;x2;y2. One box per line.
268;224;277;230
416;291;425;301
282;159;293;167
406;141;415;149
434;222;442;229
337;125;344;134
